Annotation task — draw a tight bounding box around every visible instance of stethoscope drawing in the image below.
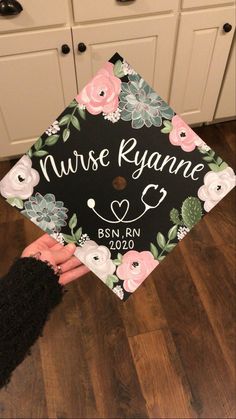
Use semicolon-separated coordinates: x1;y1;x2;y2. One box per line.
87;184;167;224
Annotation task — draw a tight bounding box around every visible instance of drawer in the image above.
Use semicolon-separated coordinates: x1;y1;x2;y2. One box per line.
182;0;235;9
0;0;69;33
72;0;179;23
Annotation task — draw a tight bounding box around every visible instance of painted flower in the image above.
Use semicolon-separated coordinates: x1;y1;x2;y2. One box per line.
76;62;121;115
169;115;200;152
177;226;190;241
198;167;236;212
112;285;124;300
45;120;60;136
119;75;174;129
116;250;159;293
21;192;68;233
121;60;137;76
74;240;116;281
0;155;40;200
103;108;121;123
194;137;210;151
78;233;90;247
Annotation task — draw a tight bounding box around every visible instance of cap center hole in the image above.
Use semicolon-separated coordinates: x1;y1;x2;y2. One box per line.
112;176;127;191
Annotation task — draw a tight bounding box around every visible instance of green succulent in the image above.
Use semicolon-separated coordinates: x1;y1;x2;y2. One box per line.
21;192;68;233
181;197;202;229
119;74;174;129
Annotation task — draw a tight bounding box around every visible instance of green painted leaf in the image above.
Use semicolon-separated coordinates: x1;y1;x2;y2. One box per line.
168;225;178;240
33;150;48;157
71;115;80;130
157;255;166;261
34;137;43;151
161;120;173;134
62;234;75;244
27;149;33;158
218;162;228;171
69;213;77;229
78;107;86;120
156;232;166;250
117;253;122;261
181;197;202;229
6;197;24;209
110;274;119;283
208;149;215;157
170;208;182;225
68;99;77;108
198;147;207;154
63;128;70;142
113;60;125;78
75;227;82;241
59;114;71;126
106;277;114;289
45;135;59;146
165;243;177;252
208;163;220;171
113;259;122;266
161;126;170;134
106;274;119;289
150;243;158;259
216;157;223;165
203;155;213;162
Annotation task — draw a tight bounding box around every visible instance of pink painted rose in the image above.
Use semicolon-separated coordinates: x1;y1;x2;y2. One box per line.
117;250;159;293
76;62;121;115
169;115;200;152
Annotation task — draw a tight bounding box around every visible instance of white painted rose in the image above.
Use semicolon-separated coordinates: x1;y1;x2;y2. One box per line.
0;155;40;200
198;167;236;212
74;240;116;281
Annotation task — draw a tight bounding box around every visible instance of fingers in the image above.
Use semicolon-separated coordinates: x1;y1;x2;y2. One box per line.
35;233;58;248
51;242;64;251
52;243;76;265
60;255;82;273
59;264;90;286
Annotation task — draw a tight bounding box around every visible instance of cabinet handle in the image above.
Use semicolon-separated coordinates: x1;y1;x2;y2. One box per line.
223;23;232;33
0;0;23;16
78;43;87;53
61;44;71;54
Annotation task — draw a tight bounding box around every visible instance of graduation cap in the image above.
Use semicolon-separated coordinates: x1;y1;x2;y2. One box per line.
0;52;235;301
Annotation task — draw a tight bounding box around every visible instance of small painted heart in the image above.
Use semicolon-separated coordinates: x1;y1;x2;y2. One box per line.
110;199;130;221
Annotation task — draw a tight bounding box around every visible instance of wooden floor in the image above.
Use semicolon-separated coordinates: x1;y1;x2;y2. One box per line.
0;121;235;419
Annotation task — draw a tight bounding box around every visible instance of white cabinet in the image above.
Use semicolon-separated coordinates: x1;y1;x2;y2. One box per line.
73;14;178;102
0;0;70;33
0;28;77;159
72;0;178;23
214;35;236;120
169;6;235;124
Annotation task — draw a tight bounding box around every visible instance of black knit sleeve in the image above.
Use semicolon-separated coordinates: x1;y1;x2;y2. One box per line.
0;256;65;390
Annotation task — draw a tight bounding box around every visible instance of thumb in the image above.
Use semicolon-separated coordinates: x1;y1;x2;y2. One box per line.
52;243;76;265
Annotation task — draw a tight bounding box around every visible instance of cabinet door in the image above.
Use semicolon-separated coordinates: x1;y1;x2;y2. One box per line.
72;14;178;103
169;6;235;124
0;28;76;159
214;35;236;120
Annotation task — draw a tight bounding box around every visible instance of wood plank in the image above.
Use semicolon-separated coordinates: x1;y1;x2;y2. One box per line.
118;276;167;337
129;329;197;418
181;216;236;377
0;343;48;419
153;245;236;418
70;276;149;418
